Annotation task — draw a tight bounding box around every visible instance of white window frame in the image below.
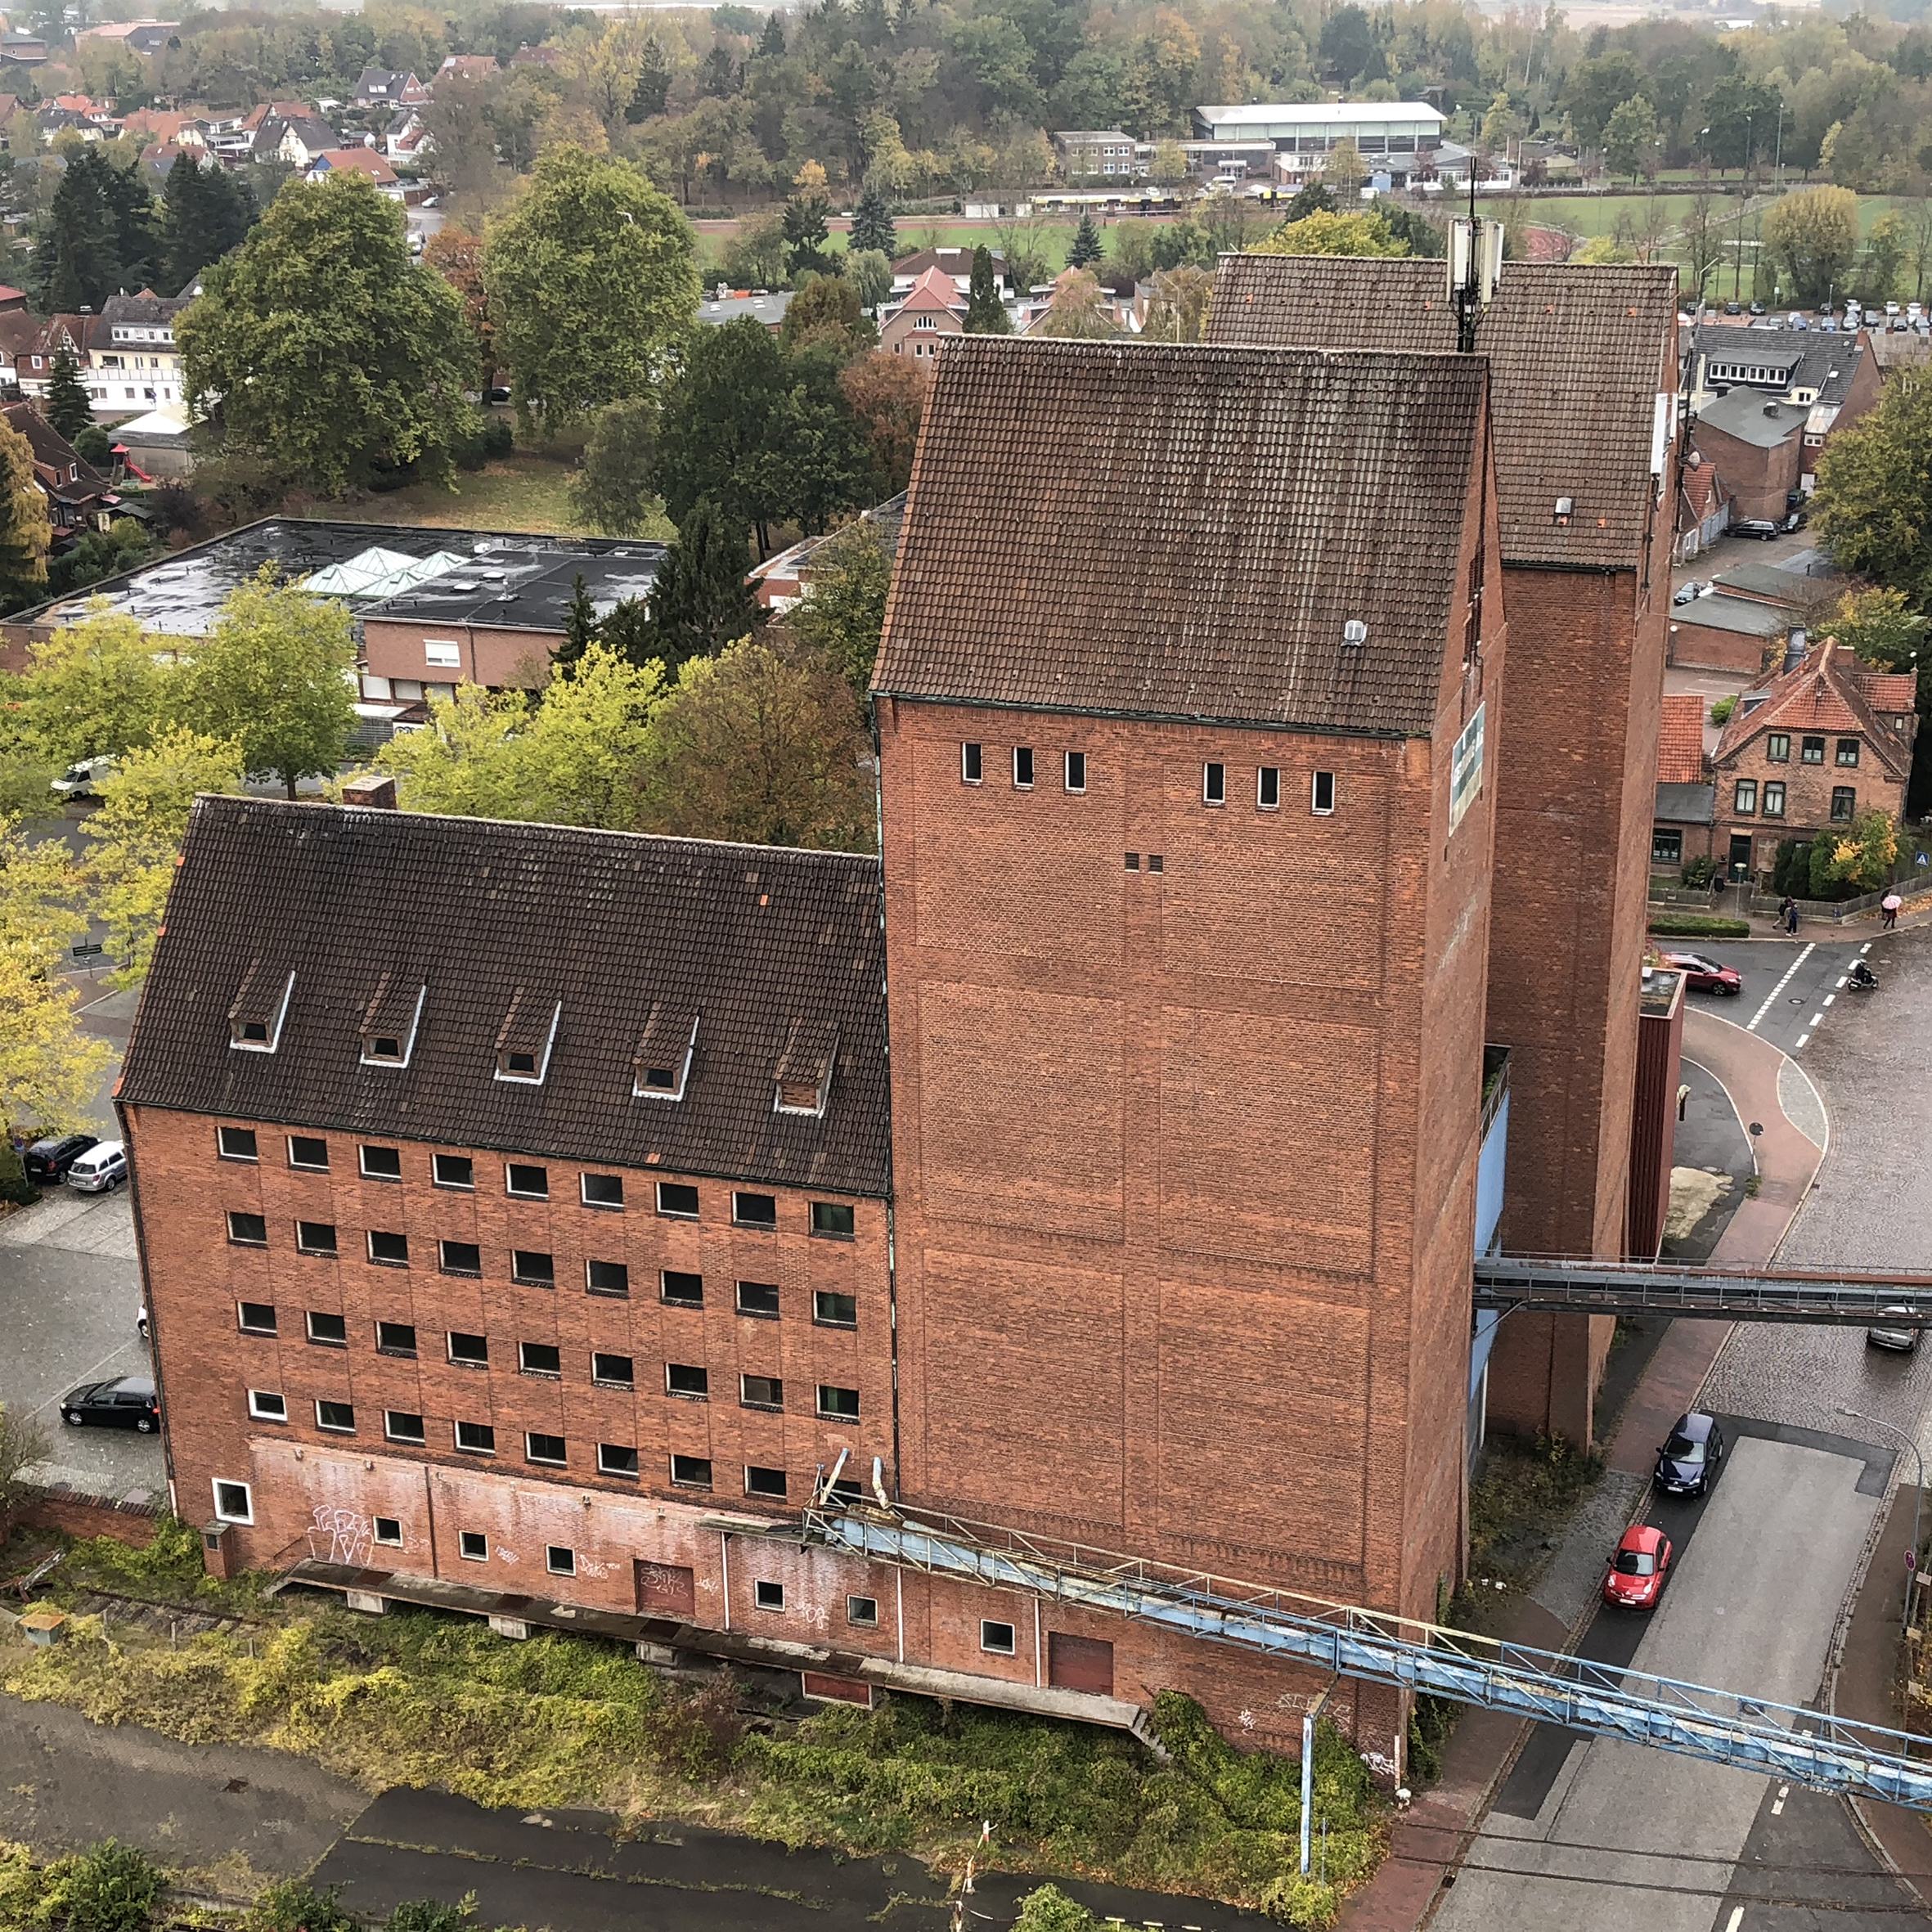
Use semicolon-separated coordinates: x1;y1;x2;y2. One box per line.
526;1431;567;1466
632;1013;699;1102
358;1143;402;1180
1203;762;1225;806
373;1516;403;1547
230;968;294;1054
1311;771;1337;816
359;983;426;1069
754;1579;785;1611
454;1419;496;1454
981;1619;1017;1655
1013;746;1034;790
580;1171;625;1208
212;1479;253;1525
961;741;982;784
546;1544;575;1575
1064;749;1086;794
246;1389;286;1422
597;1441;639;1474
424;639;461;669
505;1161;550;1200
458;1530;488;1561
218;1126;258;1161
1258;766;1280;811
495;1000;561;1085
315;1399;356;1434
384;1410;425;1444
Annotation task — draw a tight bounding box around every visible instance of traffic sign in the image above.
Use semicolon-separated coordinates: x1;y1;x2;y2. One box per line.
70;942;103;958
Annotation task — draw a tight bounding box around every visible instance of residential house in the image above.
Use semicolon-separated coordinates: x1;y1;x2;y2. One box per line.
0;282;28;316
1210;254;1680;1445
306;147;402;196
1674;447;1732;560
879;266;964;362
1867;330;1931;386
77;20;180;54
0;312;101;401
1665;587;1796;674
0;34;49;66
889;246;1002;299
382;109;430;164
1651;690;1717;874
6;400;118;537
1052;129;1144;179
435;53;498;85
354;69;427;109
510;41;561;67
748;491;905;610
209;101;308;162
267;115;342;168
122;108;209;149
89;291;189;413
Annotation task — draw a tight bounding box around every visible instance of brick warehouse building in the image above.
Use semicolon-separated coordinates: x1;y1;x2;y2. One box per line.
120;337;1508;1772
1209;258;1680;1446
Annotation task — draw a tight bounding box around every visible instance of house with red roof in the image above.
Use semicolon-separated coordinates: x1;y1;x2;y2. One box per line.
305;146;402;195
880;266;964;362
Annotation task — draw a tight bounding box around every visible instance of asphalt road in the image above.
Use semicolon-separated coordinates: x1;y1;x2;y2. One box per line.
1431;1433;1891;1932
1671;935;1874;1057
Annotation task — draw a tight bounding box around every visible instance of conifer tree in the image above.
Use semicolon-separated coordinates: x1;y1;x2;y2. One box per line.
964;245;1012;333
850;184;896;256
1067;210;1104;269
46;346;92;441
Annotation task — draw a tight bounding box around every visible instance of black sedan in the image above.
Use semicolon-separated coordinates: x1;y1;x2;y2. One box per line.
61;1375;160;1431
1656;1410;1725;1496
24;1132;98;1184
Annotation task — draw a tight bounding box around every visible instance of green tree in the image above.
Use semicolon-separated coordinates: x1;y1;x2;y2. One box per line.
1251;210;1409;258
1762;186;1860;307
0;415;50;609
1810;372;1932;597
655;318;793;553
552;572;600;679
83;726;245;985
1811;808;1897;893
1066;209;1104;268
640;498;759;675
1604;94;1659;183
846;246;892;312
177;175;479;495
1862;210;1907;306
0;818;108;1134
964;244;1012;332
1031;268;1118;338
786;517;891;691
175;569;357;798
484;144;700;433
30;147;160;312
1144;263;1214;341
636;636;874;850
781;191;835;279
780;275;875;355
569;398;660;536
1012;1887;1099;1932
160;149;255;290
1321;137;1368;191
721;211;788;291
25;603;172;766
849;183;896;255
45;345;92;442
1562;49;1646;149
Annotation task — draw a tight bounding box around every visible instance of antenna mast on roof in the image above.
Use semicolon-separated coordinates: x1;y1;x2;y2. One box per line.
1448;168;1504;355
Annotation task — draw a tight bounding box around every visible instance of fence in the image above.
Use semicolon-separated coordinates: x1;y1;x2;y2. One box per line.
1651;856;1932;927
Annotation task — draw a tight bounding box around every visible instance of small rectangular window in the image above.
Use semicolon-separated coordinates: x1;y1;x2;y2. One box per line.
581;1172;624;1208
961;741;982;784
458;1530;487;1561
512;1249;555;1287
814;1290;858;1328
448;1331;488;1366
520;1340;561;1377
373;1516;402;1547
746;1465;789;1498
733;1191;778;1229
657;1181;699;1219
1802;735;1826;764
593;1352;635;1387
1831;785;1857;821
667;1363;708;1399
455;1419;496;1454
817;1384;860;1421
737;1280;780;1319
440;1239;481;1276
1763;781;1786;819
527;1433;567;1467
1734;779;1758;815
671;1453;712;1489
376;1320;416;1355
1203;762;1224;805
598;1442;639;1476
662;1269;703;1306
847;1594;879;1627
1652;827;1683;865
218;1126;258;1161
811;1201;856;1239
1147;853;1163;873
1258;766;1280;809
741;1373;784;1410
587;1258;630;1297
1013;746;1034;789
981;1620;1016;1655
247;1389;286;1421
546;1544;575;1575
227;1210;267;1246
316;1400;356;1434
1125;851;1140;870
386;1410;425;1443
306;1310;347;1346
755;1579;784;1611
213;1480;253;1525
238;1301;276;1336
1311;771;1336;815
1064;750;1085;793
433;1153;474;1188
1837;738;1861;767
1767;734;1790;763
425;640;461;669
359;1144;402;1180
296;1220;336;1256
505;1163;548;1199
288;1135;329;1170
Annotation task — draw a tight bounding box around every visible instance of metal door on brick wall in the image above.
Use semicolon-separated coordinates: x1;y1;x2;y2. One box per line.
1047;1633;1114;1696
634;1559;696;1618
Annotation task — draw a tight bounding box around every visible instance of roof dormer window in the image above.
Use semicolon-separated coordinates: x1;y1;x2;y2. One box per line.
632;1003;698;1102
494;988;559;1085
228;964;294;1053
358;976;425;1068
773;1019;837;1119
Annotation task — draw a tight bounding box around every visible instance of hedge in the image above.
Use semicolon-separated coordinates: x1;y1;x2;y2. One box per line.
1648;915;1752;938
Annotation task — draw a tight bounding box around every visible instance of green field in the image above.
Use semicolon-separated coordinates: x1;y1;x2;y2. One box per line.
327;447;672;541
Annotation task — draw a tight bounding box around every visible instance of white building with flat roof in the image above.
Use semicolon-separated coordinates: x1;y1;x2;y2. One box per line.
1191;101;1446;152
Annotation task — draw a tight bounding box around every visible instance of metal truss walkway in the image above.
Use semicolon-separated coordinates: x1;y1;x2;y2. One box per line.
1473;1254;1932;1326
803;1498;1932;1813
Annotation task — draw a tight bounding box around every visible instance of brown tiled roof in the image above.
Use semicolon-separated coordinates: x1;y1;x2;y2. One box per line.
873;338;1487;738
1855;668;1916;714
1713;640;1912;780
1208;256;1678;572
1657;691;1706;784
120;798;891;1197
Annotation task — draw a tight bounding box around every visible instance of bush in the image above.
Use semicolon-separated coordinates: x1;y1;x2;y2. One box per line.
246;1878;357;1932
1013;1886;1097;1931
1647;914;1751;937
1;1840;170;1932
1678;856;1717;889
1771;838;1808;897
451;415;514;473
1710;694;1737;724
0;1138;33;1206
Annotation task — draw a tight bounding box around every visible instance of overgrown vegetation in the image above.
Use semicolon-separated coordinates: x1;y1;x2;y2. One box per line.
0;1580;1383;1923
1468;1432;1607;1588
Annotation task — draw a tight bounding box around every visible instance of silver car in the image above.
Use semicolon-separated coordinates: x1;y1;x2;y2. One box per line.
65;1140;126;1193
1867;1305;1921;1352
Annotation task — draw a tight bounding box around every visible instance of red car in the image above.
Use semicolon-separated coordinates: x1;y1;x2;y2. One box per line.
1662;951;1742;995
1603;1524;1674;1611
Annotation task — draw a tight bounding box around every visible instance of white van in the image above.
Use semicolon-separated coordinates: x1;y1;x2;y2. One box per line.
65;1141;126;1193
51;756;115;799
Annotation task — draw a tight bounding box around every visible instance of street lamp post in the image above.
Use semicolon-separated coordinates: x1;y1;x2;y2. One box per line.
1841;1405;1924;1634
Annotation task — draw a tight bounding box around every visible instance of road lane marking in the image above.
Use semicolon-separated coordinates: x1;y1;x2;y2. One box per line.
1824;993;1835;1005
1726;1908;1744;1931
1749;943;1813;1031
1809;1013;1824;1027
1836;977;1849;989
1795;1033;1810;1049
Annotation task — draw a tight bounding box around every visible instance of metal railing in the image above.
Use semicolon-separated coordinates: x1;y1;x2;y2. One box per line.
801;1501;1932;1811
1473;1254;1932;1325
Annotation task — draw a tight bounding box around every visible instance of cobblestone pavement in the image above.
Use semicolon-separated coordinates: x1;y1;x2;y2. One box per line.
1701;920;1932;1443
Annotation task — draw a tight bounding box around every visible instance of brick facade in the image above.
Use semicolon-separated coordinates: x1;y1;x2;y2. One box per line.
362;618;564;694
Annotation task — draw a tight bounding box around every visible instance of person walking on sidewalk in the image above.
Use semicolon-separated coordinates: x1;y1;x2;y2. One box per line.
1883;892;1902;930
1779;895;1799;936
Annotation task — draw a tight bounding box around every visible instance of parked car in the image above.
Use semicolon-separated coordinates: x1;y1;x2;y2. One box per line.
1723;301;1742;316
61;1374;159;1431
1603;1524;1674;1611
50;755;113;798
1749;300;1766;315
1782;509;1807;533
24;1131;98;1183
1661;950;1742;995
1867;1305;1921;1352
65;1139;125;1192
1673;581;1709;606
1656;1411;1725;1496
1887;299;1902;317
487;385;512;406
1733;519;1781;540
1787;312;1807;330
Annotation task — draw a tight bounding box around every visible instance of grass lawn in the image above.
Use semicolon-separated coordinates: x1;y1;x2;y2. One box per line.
335;450;595;538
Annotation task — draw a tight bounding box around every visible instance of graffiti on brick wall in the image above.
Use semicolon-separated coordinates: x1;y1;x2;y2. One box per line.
308;1504;373;1566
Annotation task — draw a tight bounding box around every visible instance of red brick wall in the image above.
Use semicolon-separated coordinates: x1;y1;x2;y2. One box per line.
1714;726;1909;857
1666;619;1773;676
1625;974;1686;1260
1696;418;1800;523
8;1489;160;1546
362;620;561;692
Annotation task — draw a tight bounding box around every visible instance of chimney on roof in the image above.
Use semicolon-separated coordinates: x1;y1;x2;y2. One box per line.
1782;627;1808;673
341;774;397;810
